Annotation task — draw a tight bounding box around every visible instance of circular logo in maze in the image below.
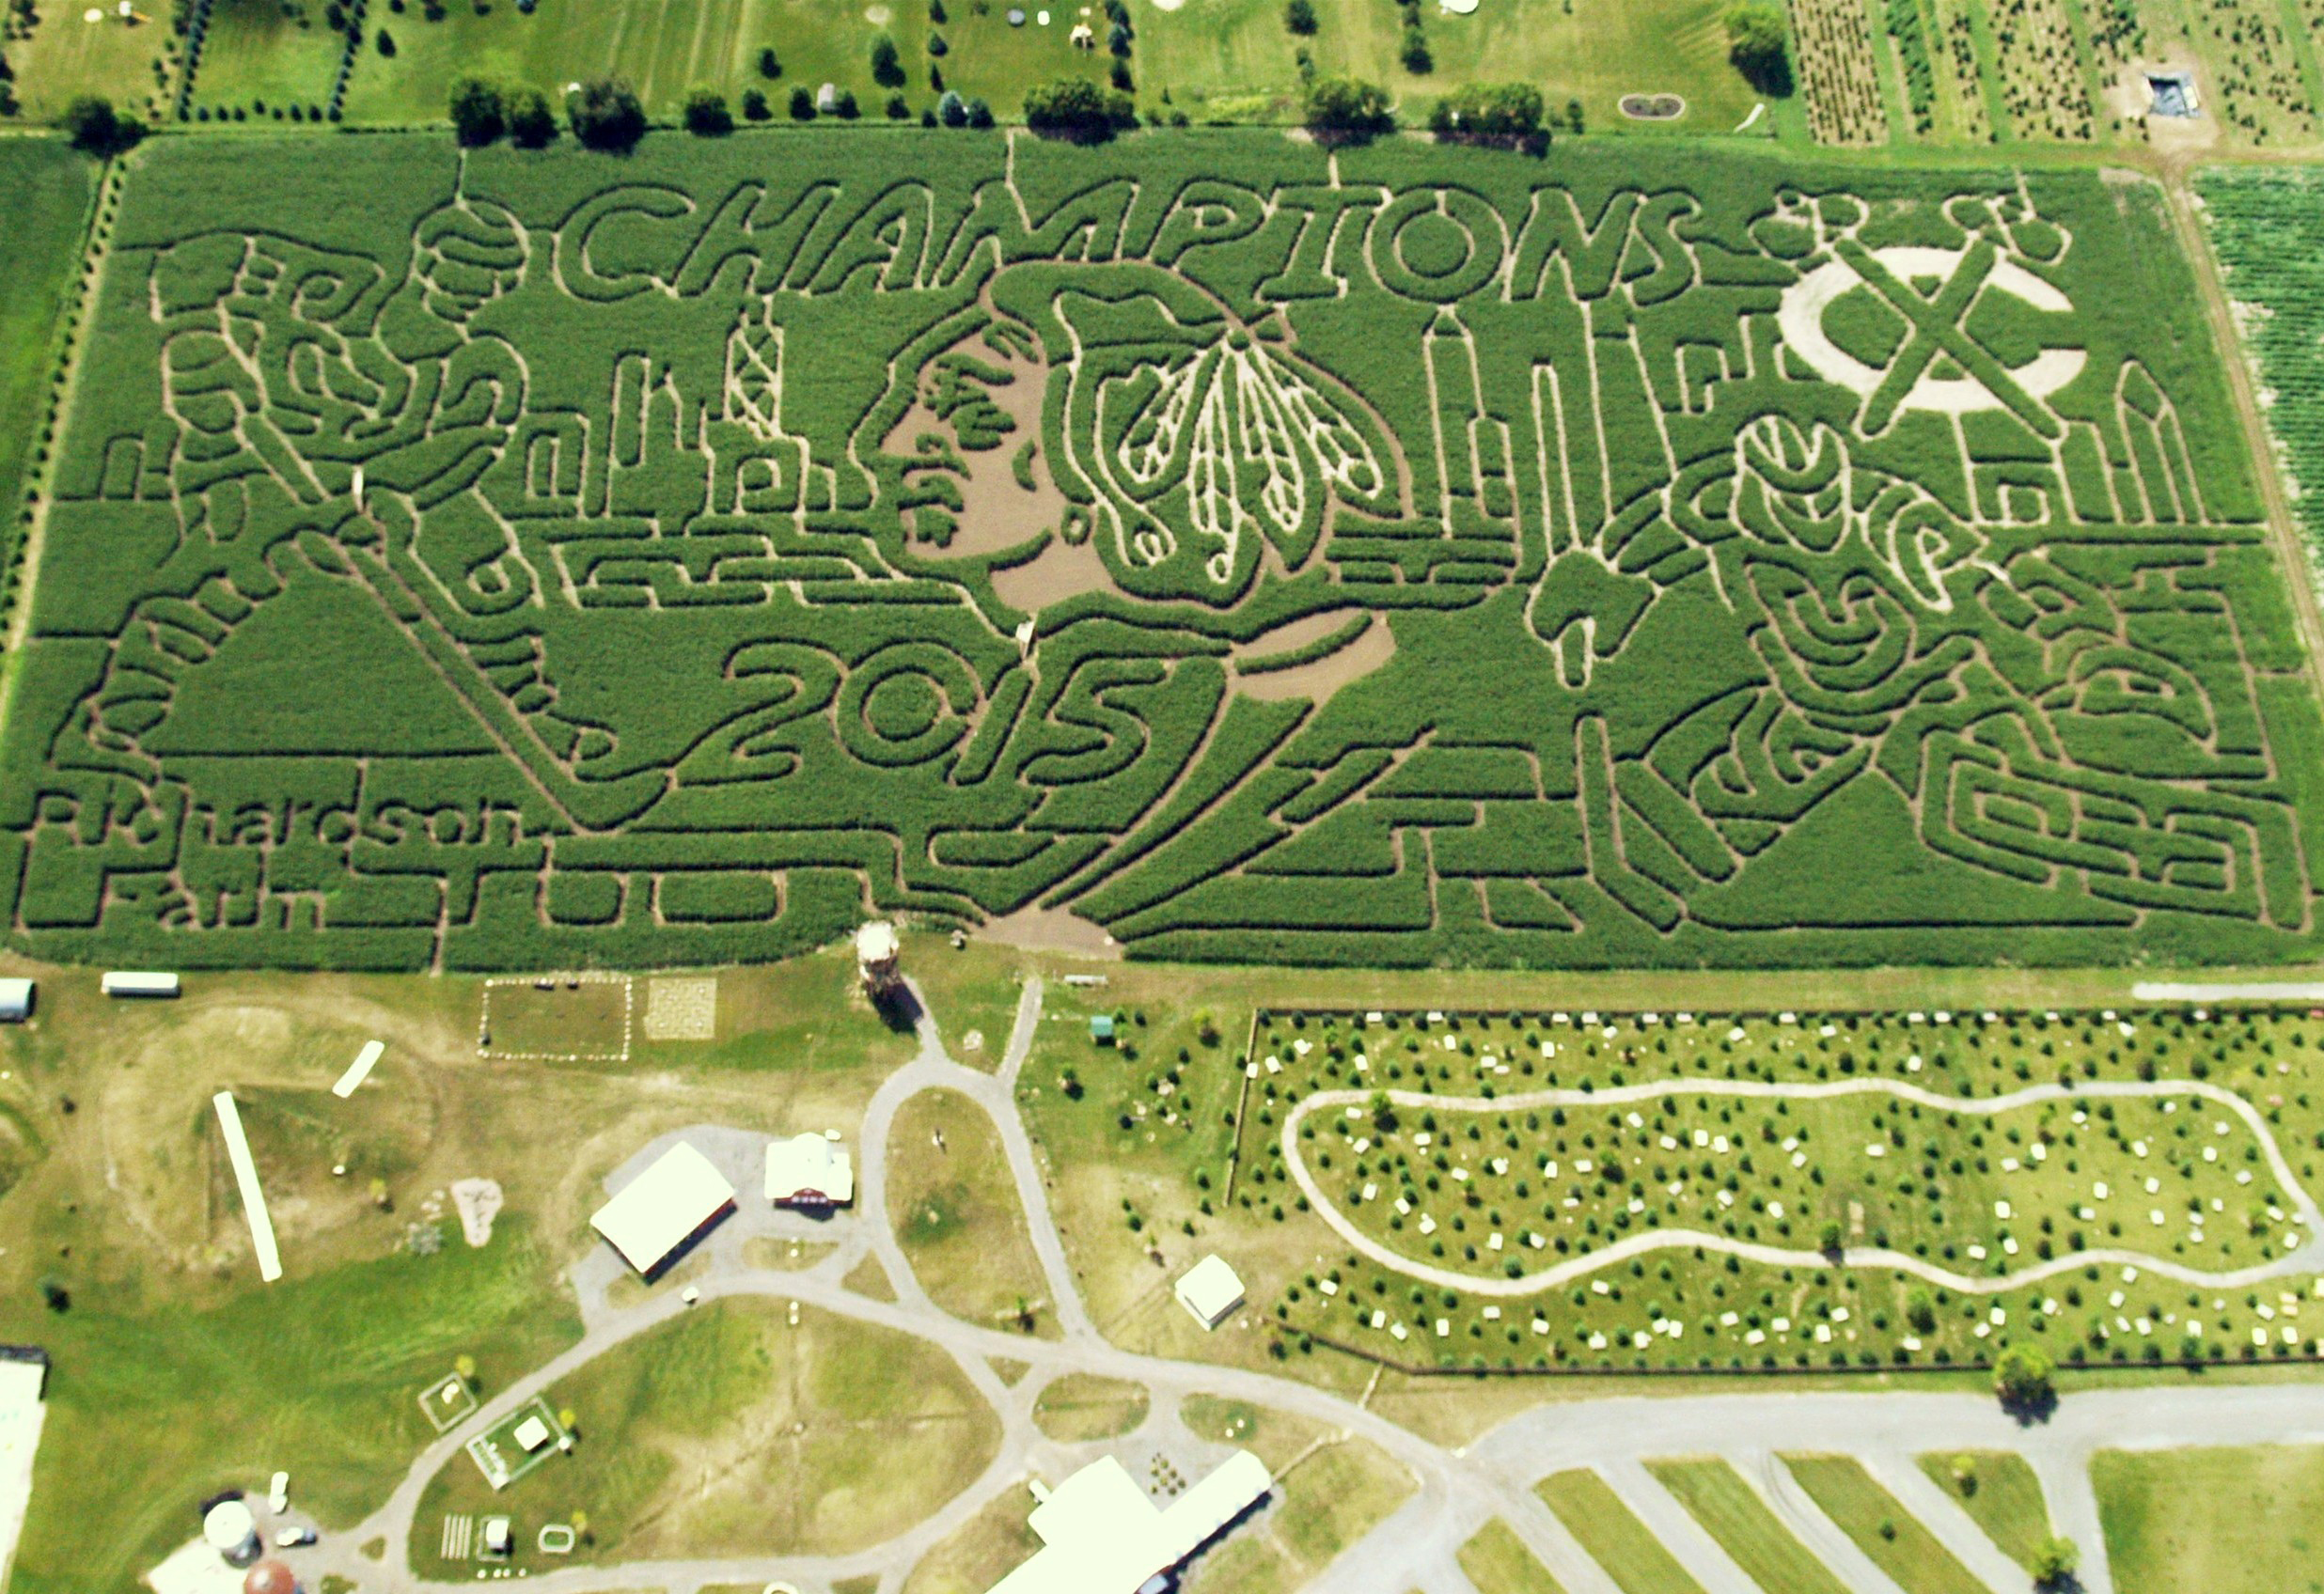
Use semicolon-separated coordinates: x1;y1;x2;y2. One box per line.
1778;243;2086;433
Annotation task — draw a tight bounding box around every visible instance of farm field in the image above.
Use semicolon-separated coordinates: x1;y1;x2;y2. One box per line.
333;0;1109;124
184;0;348;119
2094;1442;2324;1593
9;130;2322;978
3;4;174;122
2197;164;2324;571
1139;0;1758;133
0;138;97;600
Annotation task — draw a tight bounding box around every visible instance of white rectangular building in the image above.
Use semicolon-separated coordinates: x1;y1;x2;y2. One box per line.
0;981;30;1023
590;1141;736;1274
1174;1255;1246;1330
986;1450;1271;1594
101;971;180;998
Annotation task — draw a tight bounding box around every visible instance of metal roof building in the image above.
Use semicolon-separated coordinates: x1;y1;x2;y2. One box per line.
985;1450;1272;1594
0;981;30;1023
589;1141;736;1275
765;1133;855;1208
1173;1255;1246;1330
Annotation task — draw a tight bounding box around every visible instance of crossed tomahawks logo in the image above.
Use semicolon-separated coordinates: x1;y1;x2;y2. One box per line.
1778;237;2086;438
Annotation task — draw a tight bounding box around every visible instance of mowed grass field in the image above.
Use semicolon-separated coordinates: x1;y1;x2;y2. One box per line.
1457;1518;1569;1594
887;1087;1059;1337
307;0;1751;123
338;0;1107;121
2096;1444;2324;1594
407;1297;1001;1575
0;138;94;588
189;0;346;115
1141;0;1757;130
1782;1455;1988;1594
1916;1448;2054;1571
1536;1469;1707;1594
5;8;170;121
1647;1459;1850;1594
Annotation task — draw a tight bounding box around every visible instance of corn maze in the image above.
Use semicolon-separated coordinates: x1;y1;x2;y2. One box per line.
3;133;2319;972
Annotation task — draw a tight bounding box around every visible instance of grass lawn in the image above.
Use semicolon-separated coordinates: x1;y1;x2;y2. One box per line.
2;1221;578;1594
408;1296;999;1574
6;8;172;120
0;951;909;1592
1648;1459;1850;1594
336;0;1106;121
1782;1455;1988;1594
2096;1445;2324;1594
1139;0;1759;130
900;1483;1041;1594
1916;1449;2054;1571
1457;1517;1569;1594
0;138;94;582
887;1086;1059;1337
1029;1371;1148;1441
188;0;347;115
1535;1469;1707;1594
1183;1432;1414;1594
480;976;630;1060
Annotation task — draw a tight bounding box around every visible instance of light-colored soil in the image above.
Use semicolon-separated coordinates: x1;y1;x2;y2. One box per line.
1233;613;1396;705
974;903;1121;959
990;533;1116;614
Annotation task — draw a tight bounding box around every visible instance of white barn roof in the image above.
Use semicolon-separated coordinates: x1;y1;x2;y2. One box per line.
1174;1254;1246;1329
766;1133;855;1206
987;1451;1271;1594
0;1358;45;1592
590;1142;735;1274
0;980;30;1022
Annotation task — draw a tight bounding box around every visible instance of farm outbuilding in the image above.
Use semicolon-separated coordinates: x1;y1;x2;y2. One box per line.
589;1141;736;1275
986;1450;1271;1593
0;980;31;1022
1173;1255;1245;1330
0;1350;47;1592
101;971;180;998
765;1133;855;1208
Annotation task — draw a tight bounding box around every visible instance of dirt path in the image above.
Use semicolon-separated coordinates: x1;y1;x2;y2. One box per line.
2157;161;2324;713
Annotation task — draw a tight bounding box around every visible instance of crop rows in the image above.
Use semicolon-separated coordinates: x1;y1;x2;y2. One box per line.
2188;0;2316;142
1987;0;2095;138
1793;0;1892;144
4;133;2316;972
2199;167;2324;573
1940;7;1997;141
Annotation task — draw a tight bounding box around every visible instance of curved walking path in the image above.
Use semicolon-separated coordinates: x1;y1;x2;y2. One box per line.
280;985;2324;1594
1281;1074;2324;1298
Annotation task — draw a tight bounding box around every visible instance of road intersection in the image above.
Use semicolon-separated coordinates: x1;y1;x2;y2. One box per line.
290;977;2324;1594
